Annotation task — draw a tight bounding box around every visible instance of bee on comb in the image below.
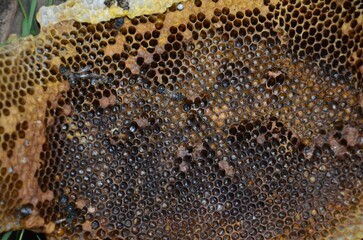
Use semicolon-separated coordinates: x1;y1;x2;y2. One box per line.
112;17;125;29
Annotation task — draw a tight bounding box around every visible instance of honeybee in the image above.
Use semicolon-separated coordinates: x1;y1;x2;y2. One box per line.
104;0;129;10
112;17;125;29
59;65;112;88
163;90;185;106
169;91;185;101
116;0;129;10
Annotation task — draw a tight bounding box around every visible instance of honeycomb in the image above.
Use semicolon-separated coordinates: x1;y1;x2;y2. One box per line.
36;0;186;27
0;0;363;239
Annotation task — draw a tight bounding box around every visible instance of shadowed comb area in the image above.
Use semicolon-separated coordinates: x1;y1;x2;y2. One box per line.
0;0;363;239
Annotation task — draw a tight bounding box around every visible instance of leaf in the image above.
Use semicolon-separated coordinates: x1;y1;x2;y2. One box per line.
1;232;12;240
21;17;29;37
27;0;38;35
19;0;38;37
19;230;24;240
17;0;28;18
